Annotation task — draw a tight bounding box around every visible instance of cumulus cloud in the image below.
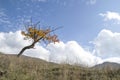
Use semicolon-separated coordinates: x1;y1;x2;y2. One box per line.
0;31;27;53
0;29;120;67
100;11;120;21
0;31;49;60
93;29;120;64
47;41;101;67
93;29;120;58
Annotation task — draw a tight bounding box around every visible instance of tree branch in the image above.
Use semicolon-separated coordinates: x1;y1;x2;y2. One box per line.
17;37;43;57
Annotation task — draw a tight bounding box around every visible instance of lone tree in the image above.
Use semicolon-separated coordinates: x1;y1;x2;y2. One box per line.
17;21;60;57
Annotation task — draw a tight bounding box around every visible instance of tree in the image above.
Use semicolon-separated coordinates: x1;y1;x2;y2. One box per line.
17;21;60;57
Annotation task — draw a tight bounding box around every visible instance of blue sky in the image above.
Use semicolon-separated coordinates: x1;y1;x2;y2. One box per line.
0;0;120;46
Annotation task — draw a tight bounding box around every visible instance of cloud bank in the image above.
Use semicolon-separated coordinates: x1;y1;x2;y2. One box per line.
47;41;101;67
0;29;120;67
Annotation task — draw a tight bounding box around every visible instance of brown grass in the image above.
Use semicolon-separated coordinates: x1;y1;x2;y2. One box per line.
0;52;119;80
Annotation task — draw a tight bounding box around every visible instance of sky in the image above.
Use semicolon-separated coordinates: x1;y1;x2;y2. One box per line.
0;0;120;67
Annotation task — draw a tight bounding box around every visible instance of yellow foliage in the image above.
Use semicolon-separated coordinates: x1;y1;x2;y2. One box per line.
21;27;59;43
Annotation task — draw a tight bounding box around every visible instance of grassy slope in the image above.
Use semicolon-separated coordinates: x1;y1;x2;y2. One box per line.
0;53;120;80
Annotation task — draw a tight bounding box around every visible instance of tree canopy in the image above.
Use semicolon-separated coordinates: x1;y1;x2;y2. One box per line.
17;21;60;57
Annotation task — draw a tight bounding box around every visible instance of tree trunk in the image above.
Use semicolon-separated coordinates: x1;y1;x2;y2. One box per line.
17;37;43;57
17;42;35;57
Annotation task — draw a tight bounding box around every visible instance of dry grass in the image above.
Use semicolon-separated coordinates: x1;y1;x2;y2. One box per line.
0;52;119;80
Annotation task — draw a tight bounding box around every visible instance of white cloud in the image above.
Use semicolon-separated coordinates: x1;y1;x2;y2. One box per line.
0;29;120;67
0;31;30;53
0;30;50;60
93;29;120;58
0;9;11;25
100;11;120;21
103;57;120;64
0;30;101;67
47;41;101;67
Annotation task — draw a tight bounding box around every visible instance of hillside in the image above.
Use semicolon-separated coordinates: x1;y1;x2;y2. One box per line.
0;52;120;80
93;62;120;70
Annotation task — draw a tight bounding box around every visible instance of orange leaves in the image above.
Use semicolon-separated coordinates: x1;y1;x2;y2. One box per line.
21;26;59;44
45;34;59;43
